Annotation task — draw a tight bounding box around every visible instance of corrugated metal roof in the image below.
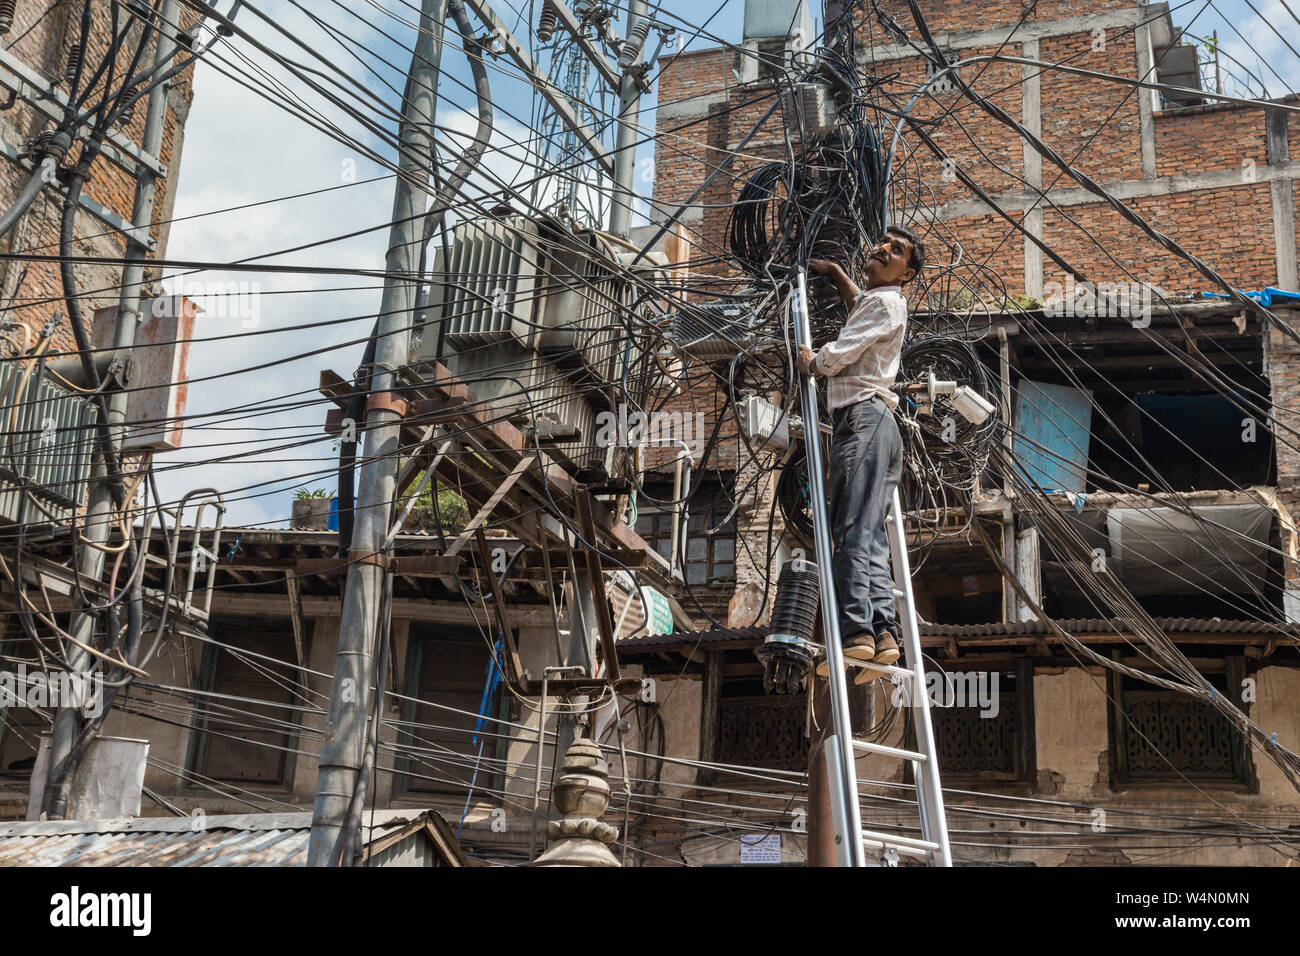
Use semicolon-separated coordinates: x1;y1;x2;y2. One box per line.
0;810;463;867
917;617;1287;637
618;617;1290;652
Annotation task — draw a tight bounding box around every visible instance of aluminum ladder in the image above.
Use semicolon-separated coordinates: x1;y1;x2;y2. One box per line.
792;269;952;867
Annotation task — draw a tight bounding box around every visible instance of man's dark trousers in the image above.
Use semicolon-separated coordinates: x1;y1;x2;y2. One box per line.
826;396;902;644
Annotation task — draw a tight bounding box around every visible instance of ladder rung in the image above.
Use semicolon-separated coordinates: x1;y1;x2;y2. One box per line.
892;588;905;598
851;738;927;762
860;828;940;856
844;658;915;681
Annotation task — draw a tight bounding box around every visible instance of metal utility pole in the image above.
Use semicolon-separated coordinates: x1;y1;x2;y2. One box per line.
43;0;182;818
791;271;866;867
307;0;445;865
608;0;647;237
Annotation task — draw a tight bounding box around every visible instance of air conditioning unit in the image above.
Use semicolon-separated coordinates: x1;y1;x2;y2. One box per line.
425;216;542;351
0;359;97;533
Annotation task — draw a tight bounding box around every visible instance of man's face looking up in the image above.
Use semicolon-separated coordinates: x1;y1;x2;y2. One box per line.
864;232;916;288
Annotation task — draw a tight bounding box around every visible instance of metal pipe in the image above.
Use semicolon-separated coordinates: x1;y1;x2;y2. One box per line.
530;671;548;861
792;269;865;867
307;0;446;865
0;156;56;240
608;0;647;238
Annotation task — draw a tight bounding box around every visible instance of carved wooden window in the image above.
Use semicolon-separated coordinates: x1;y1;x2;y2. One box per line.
1108;658;1252;787
926;659;1035;784
702;655;871;781
716;679;809;774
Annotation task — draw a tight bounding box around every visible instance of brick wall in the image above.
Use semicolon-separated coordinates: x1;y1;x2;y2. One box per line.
0;1;197;356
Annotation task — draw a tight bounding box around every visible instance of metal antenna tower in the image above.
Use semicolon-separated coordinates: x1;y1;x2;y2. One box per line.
531;18;617;226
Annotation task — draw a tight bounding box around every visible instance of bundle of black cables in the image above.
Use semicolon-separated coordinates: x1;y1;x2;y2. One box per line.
727;162;801;278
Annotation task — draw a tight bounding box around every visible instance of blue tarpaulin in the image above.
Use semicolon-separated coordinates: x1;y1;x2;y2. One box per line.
1014;380;1093;493
1201;287;1300;307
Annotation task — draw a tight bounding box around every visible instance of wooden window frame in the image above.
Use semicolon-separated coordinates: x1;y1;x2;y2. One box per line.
185;616;309;792
393;623;505;799
635;479;736;586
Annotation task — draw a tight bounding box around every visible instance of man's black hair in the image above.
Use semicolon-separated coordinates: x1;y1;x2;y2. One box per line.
885;225;925;283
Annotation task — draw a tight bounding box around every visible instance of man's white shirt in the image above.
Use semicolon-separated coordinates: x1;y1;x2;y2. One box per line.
809;284;907;410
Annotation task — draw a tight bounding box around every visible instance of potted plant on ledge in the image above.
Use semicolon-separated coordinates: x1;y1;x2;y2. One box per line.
291;487;335;530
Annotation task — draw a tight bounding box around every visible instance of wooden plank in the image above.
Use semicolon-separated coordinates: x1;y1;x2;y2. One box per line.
473;530;526;689
424;361;654;555
319;363;673;589
574;492;621;683
296;555;459;577
698;650;723;786
444;453;536;558
285;573;308;676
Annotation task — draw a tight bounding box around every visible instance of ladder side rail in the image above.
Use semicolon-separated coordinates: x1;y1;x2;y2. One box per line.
792;270;865;867
887;487;953;866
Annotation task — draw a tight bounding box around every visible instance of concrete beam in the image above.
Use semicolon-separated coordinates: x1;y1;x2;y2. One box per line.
1134;21;1158;180
918;158;1300;221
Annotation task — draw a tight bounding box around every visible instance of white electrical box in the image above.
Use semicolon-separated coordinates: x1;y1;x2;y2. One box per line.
740;394;792;450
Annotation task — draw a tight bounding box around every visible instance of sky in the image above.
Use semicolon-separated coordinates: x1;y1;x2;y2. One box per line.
155;0;1299;530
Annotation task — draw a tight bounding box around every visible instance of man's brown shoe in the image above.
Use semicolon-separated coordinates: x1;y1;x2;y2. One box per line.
843;632;876;662
873;630;900;666
815;633;875;678
845;633;881;685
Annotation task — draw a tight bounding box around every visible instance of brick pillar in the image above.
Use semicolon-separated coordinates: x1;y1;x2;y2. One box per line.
726;448;785;627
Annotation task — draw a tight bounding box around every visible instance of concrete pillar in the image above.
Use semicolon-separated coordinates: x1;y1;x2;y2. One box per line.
1134;23;1159;181
727;446;785;627
1020;39;1043;299
1266;109;1298;291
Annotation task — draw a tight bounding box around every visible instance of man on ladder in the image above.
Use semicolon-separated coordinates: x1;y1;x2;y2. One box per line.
796;226;924;684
